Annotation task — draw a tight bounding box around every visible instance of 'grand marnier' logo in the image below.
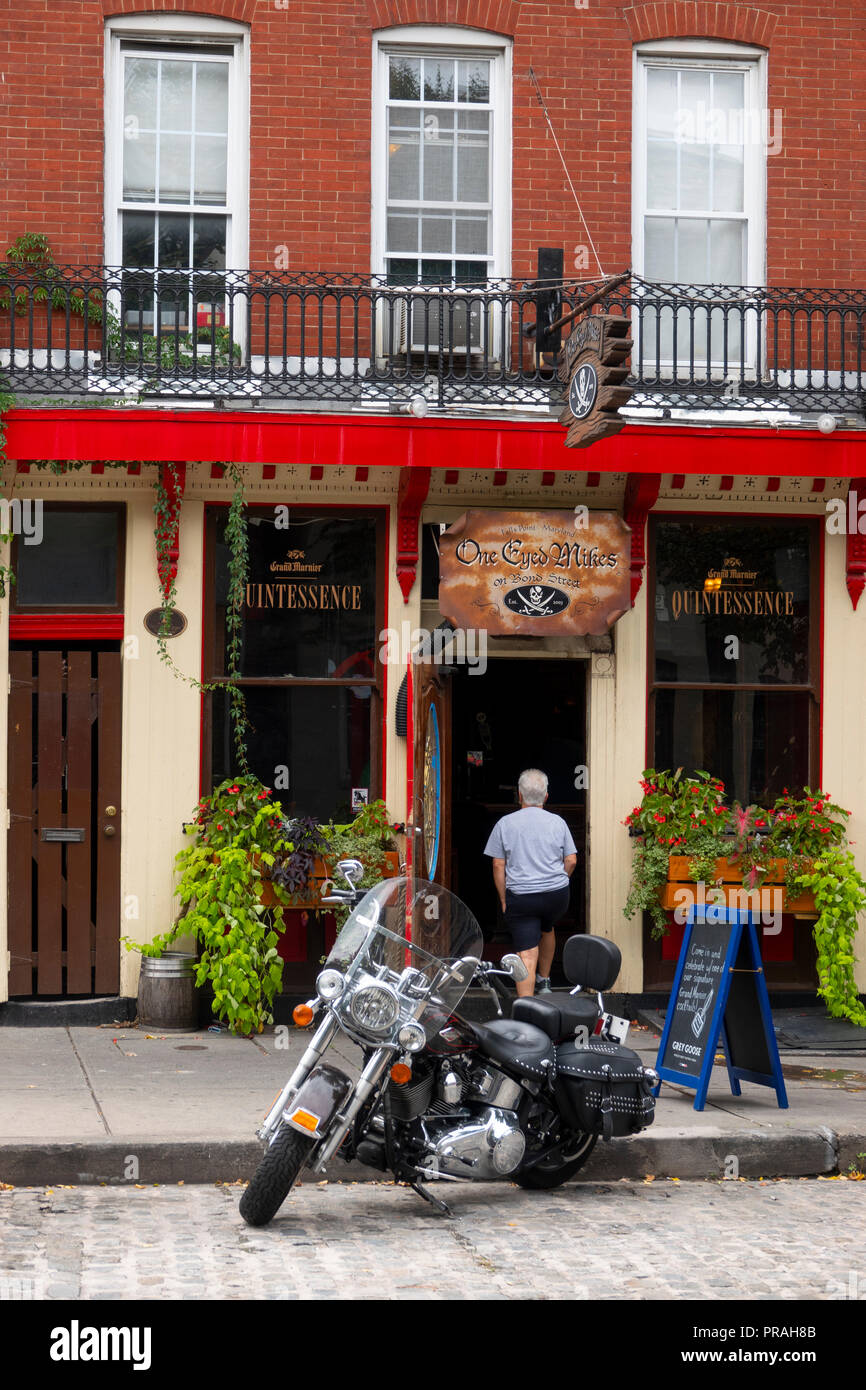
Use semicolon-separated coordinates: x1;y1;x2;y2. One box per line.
503;584;570;618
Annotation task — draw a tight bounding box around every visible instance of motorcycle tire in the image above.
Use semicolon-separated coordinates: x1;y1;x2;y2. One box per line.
514;1132;597;1191
239;1125;316;1227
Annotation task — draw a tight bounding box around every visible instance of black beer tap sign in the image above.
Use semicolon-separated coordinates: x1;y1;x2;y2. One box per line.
653;907;788;1111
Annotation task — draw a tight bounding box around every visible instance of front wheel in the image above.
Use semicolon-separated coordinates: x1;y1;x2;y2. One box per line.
514;1132;597;1191
239;1125;316;1226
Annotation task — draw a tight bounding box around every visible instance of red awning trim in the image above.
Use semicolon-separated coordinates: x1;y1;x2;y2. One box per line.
4;408;866;476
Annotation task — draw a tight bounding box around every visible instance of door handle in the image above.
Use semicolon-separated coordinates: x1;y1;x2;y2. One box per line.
103;824;116;838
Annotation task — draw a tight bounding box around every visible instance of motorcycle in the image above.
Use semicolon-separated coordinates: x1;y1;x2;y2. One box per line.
240;864;658;1226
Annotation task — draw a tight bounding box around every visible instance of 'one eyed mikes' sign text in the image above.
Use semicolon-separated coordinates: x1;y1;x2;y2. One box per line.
438;510;632;637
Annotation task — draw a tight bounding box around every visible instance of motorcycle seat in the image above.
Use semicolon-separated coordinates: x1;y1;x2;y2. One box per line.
469;1018;555;1081
512;993;601;1043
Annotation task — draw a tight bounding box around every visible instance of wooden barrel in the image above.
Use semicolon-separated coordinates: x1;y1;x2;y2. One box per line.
137;953;198;1031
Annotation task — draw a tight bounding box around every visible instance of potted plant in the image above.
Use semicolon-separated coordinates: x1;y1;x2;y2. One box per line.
124;776;291;1035
320;799;401;920
624;769;866;1028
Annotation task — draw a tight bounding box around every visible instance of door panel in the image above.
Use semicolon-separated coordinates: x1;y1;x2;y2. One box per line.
7;647;122;997
411;662;452;887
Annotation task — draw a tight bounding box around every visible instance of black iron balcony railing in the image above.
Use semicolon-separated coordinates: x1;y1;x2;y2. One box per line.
1;267;864;417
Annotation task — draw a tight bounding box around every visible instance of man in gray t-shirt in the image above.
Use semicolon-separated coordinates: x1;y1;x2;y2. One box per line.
484;768;577;998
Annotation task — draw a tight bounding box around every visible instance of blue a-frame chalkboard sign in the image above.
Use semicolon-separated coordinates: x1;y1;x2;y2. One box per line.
653;905;788;1112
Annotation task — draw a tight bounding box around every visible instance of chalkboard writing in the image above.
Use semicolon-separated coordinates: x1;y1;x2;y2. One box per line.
654;907;788;1112
660;912;734;1080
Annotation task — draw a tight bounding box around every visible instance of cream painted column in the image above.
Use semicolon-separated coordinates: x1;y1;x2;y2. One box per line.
588;580;648;992
119;497;204;996
821;531;866;991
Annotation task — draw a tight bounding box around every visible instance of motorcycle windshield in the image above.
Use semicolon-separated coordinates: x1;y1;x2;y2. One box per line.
325;877;483;1040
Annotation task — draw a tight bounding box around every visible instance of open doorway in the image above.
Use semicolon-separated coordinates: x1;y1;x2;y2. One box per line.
449;658;587;978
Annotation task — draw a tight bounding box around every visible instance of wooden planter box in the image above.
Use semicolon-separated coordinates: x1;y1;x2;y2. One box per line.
658;855;816;917
256;850;400;910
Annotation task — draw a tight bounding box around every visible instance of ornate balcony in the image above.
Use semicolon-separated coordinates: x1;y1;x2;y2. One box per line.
1;267;864;422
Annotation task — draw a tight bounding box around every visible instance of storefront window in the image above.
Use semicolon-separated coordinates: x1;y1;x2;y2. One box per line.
205;507;383;820
650;517;819;804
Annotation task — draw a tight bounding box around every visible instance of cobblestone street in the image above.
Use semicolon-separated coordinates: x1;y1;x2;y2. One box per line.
1;1178;863;1302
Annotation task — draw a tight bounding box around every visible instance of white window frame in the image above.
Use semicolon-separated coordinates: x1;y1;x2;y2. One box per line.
372;27;511;362
632;40;767;374
104;15;249;354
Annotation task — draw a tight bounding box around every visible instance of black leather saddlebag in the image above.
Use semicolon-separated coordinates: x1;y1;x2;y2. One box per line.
554;1038;656;1141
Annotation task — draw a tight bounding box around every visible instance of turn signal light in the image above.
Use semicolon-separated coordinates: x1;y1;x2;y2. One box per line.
390;1062;412;1085
293;1004;314;1027
290;1108;320;1133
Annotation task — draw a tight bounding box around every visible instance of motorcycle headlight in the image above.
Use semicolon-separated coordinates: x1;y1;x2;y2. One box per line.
316;969;345;1001
398;1022;426;1053
350;984;399;1034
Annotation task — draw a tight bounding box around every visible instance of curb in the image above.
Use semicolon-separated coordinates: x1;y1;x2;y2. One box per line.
1;1127;861;1187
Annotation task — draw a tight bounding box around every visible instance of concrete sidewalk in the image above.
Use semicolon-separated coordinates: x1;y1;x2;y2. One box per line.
0;1019;864;1186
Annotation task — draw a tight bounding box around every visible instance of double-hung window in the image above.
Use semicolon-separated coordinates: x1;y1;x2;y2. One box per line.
633;42;766;369
105;17;248;351
373;28;510;355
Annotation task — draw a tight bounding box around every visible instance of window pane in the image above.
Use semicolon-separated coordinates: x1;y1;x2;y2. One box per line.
388;111;420;200
646;66;677;139
389;56;420;101
423;128;454;202
159;133;192;203
124;57;157;130
195;61;229;133
709;218;745;283
653;521;812;684
653;689;812;806
122;212;156;267
15;511;120;608
421;215;452;253
712;69;745;119
455;216;488;254
194;135;227;204
160;60;193;131
387;214;418;252
212;685;372;823
158;214;191;267
457;132;489;202
646;140;676;209
644;216;675;280
423;58;454;101
213;510;379;679
678;217;709;280
713;144;744;212
458;59;489;103
192;215;226;269
123;130;157;202
680;142;711;211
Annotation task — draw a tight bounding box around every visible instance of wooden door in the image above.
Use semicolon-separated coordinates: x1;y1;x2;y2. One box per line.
411;662;453;887
8;648;122;996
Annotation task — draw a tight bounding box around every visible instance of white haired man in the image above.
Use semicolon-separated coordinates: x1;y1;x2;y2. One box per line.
484;768;577;997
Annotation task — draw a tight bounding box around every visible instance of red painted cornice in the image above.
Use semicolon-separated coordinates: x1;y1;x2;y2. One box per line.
4;409;866;476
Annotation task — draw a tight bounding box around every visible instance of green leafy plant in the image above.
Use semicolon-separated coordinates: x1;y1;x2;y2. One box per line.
319;800;399;925
123;776;292;1034
794;849;866;1028
623;838;671;939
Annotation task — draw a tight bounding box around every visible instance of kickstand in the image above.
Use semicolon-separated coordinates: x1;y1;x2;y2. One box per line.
411;1182;454;1217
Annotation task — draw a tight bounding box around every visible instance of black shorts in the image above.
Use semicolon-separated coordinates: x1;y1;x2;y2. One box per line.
504;885;571;953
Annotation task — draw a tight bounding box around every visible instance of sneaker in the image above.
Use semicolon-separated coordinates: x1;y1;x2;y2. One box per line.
535;976;553;995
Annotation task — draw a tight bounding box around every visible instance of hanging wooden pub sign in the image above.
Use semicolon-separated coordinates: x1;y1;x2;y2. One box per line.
558;312;633;449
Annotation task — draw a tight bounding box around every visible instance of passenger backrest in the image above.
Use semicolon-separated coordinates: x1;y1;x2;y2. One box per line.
562;934;621;991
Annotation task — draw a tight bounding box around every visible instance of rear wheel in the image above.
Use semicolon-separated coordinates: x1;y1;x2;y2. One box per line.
239;1125;316;1226
514;1132;597;1190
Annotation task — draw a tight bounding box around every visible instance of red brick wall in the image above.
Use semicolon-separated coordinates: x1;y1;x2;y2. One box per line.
0;0;861;287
